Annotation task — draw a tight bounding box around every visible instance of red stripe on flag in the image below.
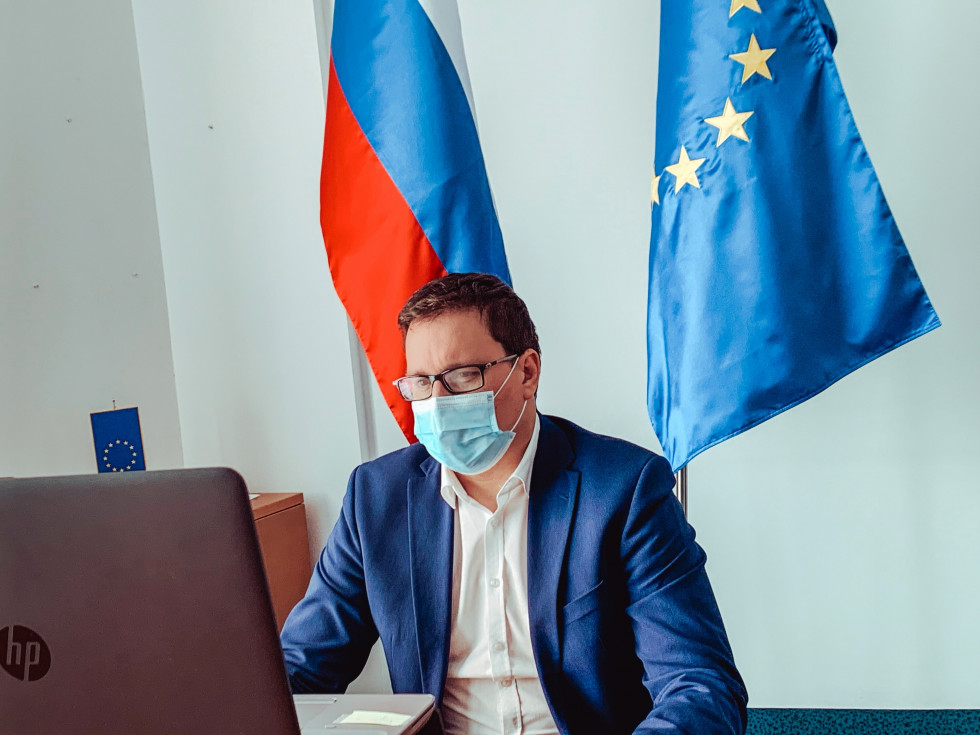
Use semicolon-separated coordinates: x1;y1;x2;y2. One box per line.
321;58;446;442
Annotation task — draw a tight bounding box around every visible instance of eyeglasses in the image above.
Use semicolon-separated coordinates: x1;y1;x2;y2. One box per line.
393;355;518;401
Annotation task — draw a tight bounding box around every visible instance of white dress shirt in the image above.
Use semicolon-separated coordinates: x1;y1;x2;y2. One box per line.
438;415;560;735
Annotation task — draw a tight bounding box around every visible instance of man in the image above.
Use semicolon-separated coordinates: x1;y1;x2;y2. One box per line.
281;273;747;734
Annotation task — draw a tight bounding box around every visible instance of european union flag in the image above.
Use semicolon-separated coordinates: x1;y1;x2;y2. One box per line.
647;0;940;471
91;407;146;473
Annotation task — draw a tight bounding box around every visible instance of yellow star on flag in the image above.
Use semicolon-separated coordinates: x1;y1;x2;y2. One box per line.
704;98;754;147
729;34;775;83
651;172;662;205
729;0;761;18
664;146;706;193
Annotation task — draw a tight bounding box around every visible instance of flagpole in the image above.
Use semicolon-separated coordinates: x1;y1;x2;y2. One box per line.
346;322;379;463
675;466;688;517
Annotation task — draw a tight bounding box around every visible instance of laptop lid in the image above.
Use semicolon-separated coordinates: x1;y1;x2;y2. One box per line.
0;468;301;735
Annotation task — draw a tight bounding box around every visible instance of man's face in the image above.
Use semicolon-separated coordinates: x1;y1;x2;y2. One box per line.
404;308;535;434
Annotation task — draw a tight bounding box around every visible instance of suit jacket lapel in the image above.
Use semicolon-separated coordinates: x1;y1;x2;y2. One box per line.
407;456;454;702
527;416;579;707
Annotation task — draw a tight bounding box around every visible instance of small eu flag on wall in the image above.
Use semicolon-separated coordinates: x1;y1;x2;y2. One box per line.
90;407;146;473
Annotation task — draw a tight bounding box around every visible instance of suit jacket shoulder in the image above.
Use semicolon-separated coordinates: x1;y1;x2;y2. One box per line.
539;414;675;501
344;441;436;517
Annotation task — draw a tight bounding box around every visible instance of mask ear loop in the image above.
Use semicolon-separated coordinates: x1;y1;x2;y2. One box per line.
493;354;528;432
507;398;529;433
492;354;521;398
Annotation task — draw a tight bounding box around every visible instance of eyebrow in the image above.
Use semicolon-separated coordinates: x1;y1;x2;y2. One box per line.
405;359;489;377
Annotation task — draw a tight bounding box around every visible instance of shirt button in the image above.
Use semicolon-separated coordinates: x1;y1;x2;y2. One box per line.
492;641;505;652
499;678;512;687
489;578;501;588
489;518;499;528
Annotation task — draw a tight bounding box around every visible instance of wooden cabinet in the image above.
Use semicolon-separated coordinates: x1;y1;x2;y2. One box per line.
250;493;311;632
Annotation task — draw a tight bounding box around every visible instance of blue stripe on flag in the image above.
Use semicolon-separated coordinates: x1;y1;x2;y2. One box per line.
331;0;510;283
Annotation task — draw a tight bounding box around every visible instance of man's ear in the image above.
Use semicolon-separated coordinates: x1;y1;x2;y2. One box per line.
520;349;541;400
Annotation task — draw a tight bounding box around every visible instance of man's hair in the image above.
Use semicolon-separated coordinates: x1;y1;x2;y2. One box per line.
398;273;541;357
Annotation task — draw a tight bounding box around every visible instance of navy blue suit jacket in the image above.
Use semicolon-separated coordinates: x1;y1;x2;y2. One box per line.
280;415;747;734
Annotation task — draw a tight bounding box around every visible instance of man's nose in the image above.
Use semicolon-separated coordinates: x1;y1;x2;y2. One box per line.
431;380;451;398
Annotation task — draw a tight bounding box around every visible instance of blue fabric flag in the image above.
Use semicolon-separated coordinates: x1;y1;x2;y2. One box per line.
647;0;940;471
91;407;146;473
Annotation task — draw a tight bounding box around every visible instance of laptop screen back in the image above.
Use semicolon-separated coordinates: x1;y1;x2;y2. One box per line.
0;468;300;735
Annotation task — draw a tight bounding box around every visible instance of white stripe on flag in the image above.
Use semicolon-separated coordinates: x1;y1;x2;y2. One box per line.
417;0;478;125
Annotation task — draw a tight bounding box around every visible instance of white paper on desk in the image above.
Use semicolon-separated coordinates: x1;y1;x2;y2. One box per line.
336;710;412;726
248;493;260;500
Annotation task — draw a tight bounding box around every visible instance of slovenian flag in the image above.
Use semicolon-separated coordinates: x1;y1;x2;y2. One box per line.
322;0;511;441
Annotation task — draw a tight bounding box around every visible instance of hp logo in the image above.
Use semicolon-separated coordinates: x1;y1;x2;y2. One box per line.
0;625;51;682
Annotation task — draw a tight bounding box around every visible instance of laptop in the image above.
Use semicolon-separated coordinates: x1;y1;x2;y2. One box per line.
0;468;434;735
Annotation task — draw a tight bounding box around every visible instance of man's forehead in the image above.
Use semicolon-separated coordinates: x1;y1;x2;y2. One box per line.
406;308;489;340
404;309;501;370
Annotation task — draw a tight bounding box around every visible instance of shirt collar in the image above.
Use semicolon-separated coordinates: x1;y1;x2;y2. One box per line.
439;414;541;509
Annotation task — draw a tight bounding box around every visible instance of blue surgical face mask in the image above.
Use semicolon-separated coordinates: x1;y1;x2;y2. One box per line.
412;358;528;476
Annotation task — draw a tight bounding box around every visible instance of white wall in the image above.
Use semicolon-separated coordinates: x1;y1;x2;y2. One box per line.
0;0;183;477
131;0;390;693
459;1;661;448
130;0;361;564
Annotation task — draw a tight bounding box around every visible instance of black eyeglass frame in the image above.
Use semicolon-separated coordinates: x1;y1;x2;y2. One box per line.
393;354;519;402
